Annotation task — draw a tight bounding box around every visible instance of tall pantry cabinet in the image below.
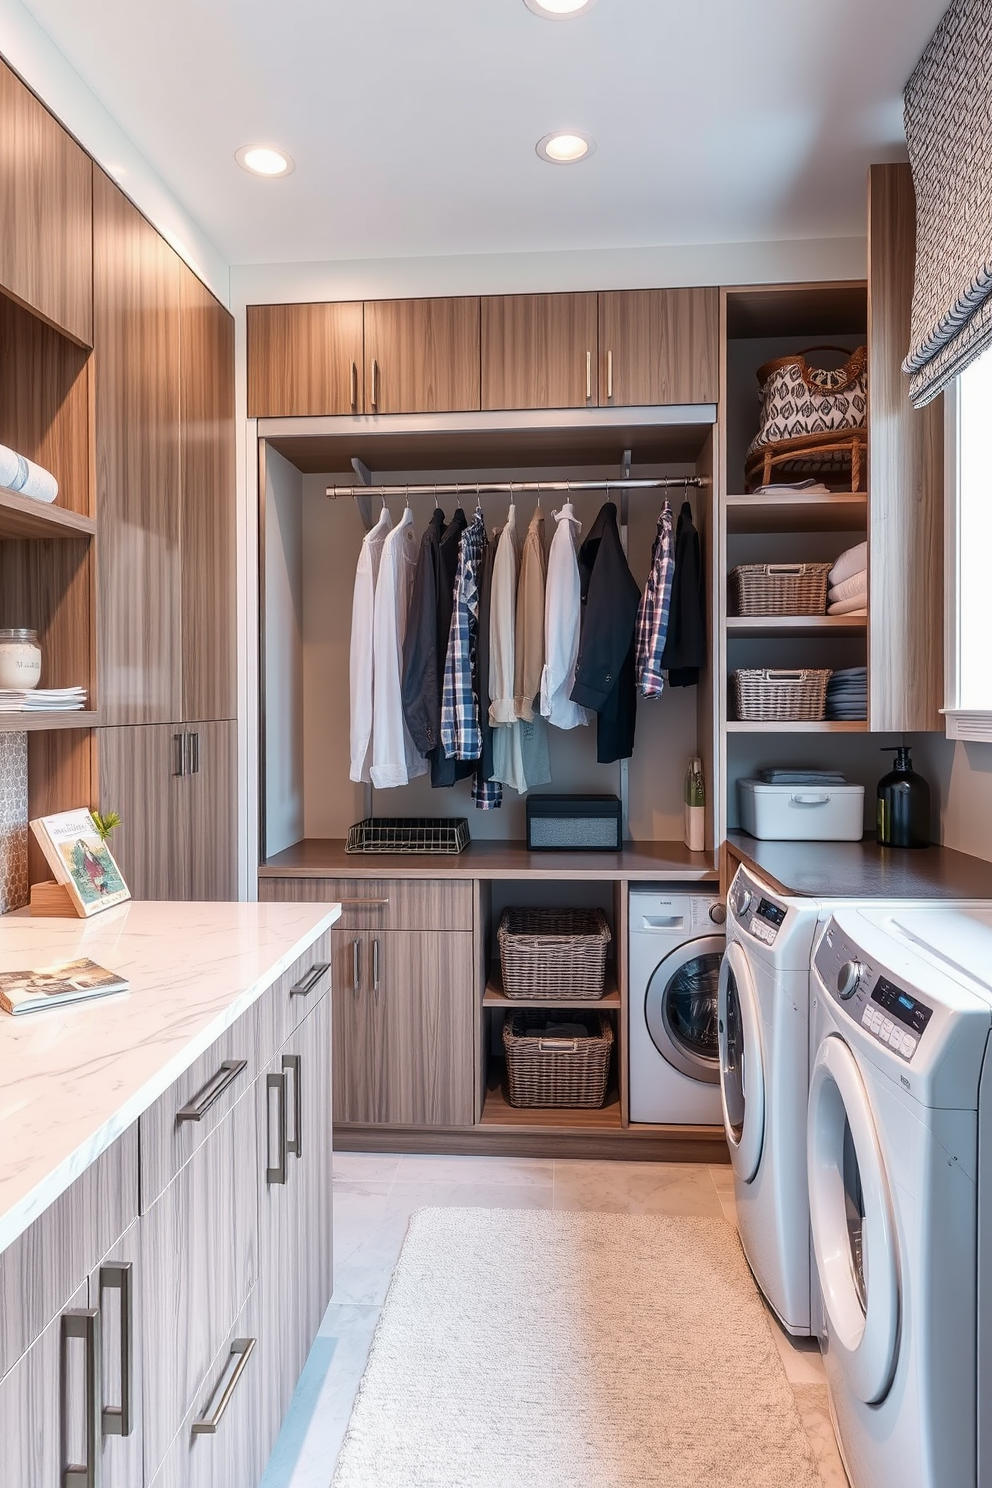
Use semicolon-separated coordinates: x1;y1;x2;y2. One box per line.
93;169;237;899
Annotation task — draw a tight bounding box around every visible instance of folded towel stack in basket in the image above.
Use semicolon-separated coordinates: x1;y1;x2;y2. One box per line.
826;667;867;720
827;542;867;616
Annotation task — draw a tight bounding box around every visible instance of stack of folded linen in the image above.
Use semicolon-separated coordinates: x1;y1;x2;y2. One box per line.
751;478;834;496
825;668;867;720
758;767;848;785
827;541;867;615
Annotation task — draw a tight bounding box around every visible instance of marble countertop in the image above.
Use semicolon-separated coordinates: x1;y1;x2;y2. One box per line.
0;900;340;1255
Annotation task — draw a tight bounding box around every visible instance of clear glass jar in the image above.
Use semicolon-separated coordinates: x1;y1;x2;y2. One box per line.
0;628;42;690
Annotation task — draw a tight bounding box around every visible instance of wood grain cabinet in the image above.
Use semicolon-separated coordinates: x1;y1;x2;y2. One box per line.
247;301;365;417
482;292;599;410
364;297;481;413
598;288;719;405
91;1226;144;1488
0;58;93;345
0;1280;89;1488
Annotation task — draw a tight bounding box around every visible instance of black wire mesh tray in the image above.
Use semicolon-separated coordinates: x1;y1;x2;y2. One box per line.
345;817;471;855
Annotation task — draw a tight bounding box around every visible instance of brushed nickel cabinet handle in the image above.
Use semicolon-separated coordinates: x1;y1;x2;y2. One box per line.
266;1071;288;1184
290;962;329;997
99;1264;133;1439
607;349;613;400
350;360;358;409
371;358;379;409
176;1059;247;1123
338;897;390;906
173;732;186;778
586;349;592;400
191;1338;256;1435
372;937;380;996
352;938;362;994
283;1053;302;1158
61;1309;101;1487
190;731;200;775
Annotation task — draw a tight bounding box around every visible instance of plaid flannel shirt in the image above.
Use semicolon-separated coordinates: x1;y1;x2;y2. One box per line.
440;512;503;812
635;501;675;698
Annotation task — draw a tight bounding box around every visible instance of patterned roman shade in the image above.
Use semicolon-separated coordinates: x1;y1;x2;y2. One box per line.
902;0;992;407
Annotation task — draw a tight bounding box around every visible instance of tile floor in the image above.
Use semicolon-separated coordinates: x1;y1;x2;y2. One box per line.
260;1153;848;1488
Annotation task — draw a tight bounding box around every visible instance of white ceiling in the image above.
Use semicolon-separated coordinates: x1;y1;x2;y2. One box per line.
23;0;947;267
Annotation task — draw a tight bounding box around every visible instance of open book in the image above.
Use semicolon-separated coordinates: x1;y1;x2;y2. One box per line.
29;809;131;917
0;958;129;1015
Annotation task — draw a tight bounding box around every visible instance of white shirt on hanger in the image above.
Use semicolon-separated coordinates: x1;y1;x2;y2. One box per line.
540;501;593;730
488;505;520;727
349;506;391;783
371;506;429;789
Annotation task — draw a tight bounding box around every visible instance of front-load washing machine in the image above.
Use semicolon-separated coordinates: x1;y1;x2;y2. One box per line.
628;885;725;1123
808;907;992;1488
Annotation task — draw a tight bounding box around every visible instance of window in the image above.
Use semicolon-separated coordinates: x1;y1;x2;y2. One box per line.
944;348;992;737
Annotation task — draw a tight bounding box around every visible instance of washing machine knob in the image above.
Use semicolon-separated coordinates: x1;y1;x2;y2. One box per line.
733;886;752;919
709;903;727;925
836;960;865;1000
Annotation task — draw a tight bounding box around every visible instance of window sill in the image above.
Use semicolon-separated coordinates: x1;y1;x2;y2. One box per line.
941;709;992;742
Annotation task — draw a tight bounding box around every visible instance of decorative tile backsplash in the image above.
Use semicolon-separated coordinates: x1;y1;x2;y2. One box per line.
0;731;29;914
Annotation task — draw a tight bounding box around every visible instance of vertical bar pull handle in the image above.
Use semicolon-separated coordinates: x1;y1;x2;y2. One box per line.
607;349;613;400
283;1053;302;1159
586;349;592;400
372;937;380;997
350;360;358;409
371;358;379;410
61;1309;101;1488
173;732;186;777
266;1071;287;1185
352;938;362;995
99;1264;133;1438
190;731;200;775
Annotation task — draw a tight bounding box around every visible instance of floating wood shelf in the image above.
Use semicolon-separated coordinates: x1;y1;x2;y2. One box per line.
0;488;95;540
726;719;867;734
725;492;868;534
483;964;621;1009
0;711;97;733
727;615;867;638
480;1078;623;1131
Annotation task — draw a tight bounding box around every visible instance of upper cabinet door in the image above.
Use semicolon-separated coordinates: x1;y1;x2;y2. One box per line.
181;267;236;722
93;168;182;724
247;302;364;417
598;289;719;406
482;292;598;410
364;297;481;413
0;59;93;345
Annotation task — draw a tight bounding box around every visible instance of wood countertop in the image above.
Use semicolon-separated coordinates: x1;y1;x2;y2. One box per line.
726;830;992;901
260;838;718;882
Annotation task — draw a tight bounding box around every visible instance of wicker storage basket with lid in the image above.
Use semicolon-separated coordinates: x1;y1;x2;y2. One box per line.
498;907;611;1000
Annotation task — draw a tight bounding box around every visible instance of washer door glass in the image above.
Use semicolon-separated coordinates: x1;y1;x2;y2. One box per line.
717;941;765;1182
644;936;725;1084
807;1031;900;1405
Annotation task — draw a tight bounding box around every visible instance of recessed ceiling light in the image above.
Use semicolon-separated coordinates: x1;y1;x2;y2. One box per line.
236;145;295;178
524;0;597;17
536;131;596;164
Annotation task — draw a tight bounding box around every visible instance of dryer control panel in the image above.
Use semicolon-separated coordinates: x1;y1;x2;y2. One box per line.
728;870;788;945
814;924;933;1063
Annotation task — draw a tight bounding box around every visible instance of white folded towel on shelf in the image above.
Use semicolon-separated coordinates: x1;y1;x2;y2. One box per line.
0;443;58;504
827;595;868;616
828;570;867;604
829;541;868;588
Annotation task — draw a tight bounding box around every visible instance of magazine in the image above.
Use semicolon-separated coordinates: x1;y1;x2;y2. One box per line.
29;809;131;917
0;957;129;1015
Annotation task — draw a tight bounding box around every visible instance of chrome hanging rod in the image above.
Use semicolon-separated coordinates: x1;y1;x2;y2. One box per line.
325;476;707;500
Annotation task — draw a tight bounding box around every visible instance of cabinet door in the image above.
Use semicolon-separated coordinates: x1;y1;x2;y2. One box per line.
365;297;481;413
246;302;364;416
0;59;93;344
374;931;476;1126
90;1225;143;1488
184;721;237;899
293;993;334;1346
95;723;187;899
94;168;182;724
331;929;378;1124
0;1282;89;1488
481;292;598;410
180;267;236;723
139;1087;257;1482
599;288;719;405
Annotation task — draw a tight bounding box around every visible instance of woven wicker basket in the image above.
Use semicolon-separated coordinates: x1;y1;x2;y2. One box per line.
732;668;830;722
729;563;830;617
503;1011;613;1108
498;908;611;1000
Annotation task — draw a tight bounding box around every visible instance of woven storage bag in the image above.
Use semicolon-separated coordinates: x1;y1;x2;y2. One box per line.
729;563;831;617
747;345;867;452
498;907;611;1000
732;668;830;722
503;1010;613;1108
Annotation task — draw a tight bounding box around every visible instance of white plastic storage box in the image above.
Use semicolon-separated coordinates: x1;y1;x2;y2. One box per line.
737;778;865;841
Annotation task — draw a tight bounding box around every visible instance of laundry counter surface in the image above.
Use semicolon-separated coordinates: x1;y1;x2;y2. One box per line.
727;830;992;901
0;900;340;1254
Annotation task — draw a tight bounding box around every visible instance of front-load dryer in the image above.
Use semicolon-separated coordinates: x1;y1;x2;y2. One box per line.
628;885;725;1124
808;907;992;1488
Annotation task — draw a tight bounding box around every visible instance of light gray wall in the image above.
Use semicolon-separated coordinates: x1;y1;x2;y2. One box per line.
910;735;992;861
263;446;305;857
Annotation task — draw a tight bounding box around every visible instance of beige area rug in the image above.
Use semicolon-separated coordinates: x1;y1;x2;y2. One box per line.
331;1207;821;1488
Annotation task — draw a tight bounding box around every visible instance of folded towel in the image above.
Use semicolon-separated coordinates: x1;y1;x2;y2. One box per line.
0;443;58;504
829;667;867;679
827;597;868;616
829;541;868;588
760;769;848;785
752;479;833;496
828;570;867;605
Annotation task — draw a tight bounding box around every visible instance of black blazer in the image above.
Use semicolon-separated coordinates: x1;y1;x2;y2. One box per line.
570;501;641;763
661;500;705;687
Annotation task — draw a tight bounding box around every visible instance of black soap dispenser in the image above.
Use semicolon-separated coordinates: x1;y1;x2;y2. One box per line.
877;747;931;848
